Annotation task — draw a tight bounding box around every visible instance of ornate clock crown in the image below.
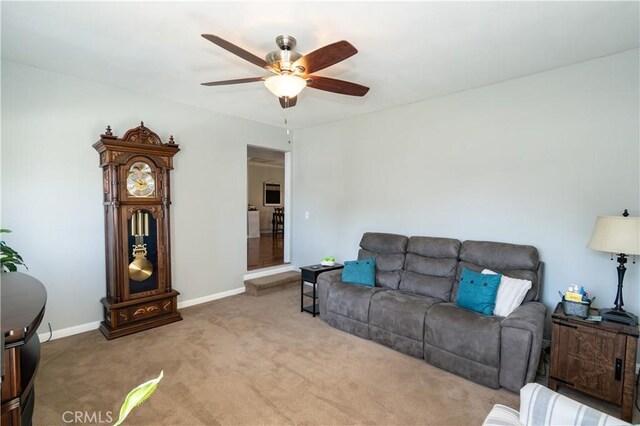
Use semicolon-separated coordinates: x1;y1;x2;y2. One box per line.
100;122;177;146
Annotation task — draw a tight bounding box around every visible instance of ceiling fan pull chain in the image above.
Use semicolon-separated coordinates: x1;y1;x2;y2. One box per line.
284;118;292;144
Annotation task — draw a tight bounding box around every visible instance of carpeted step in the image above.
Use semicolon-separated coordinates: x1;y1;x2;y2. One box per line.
244;271;300;296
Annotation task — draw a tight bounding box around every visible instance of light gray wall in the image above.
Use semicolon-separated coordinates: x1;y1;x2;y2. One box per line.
247;163;284;232
292;50;640;332
1;60;290;333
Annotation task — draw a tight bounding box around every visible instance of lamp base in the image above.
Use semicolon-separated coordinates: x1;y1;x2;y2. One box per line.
599;308;638;326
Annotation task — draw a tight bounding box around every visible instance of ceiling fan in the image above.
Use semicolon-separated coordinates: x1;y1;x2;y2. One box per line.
200;34;370;109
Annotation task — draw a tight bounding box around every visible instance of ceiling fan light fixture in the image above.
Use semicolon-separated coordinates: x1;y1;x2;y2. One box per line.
264;74;307;98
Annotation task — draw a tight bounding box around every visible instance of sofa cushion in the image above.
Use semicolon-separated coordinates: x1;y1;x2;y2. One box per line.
360;232;408;254
400;256;456;300
456;268;501;316
461;241;538;270
357;232;408;290
398;236;460;299
370;291;442;341
358;249;404;271
425;303;501;367
358;249;405;289
342;257;376;287
407;236;461;259
452;241;540;303
404;253;457;277
326;282;385;323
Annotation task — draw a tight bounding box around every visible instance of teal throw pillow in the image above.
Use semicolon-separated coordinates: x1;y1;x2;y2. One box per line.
341;257;376;287
456;268;501;316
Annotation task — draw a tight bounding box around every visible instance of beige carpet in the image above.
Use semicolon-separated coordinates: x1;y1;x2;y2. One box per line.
34;287;519;425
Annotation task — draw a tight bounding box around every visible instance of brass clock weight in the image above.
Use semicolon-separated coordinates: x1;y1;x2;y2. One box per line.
93;122;182;339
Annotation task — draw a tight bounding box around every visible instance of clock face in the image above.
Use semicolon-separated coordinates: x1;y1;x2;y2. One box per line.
126;162;155;197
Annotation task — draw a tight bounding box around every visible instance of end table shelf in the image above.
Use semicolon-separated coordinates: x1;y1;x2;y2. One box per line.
300;264;343;317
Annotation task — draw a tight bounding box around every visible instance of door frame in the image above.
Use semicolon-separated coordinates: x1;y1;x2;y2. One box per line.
284;151;291;263
245;146;291;272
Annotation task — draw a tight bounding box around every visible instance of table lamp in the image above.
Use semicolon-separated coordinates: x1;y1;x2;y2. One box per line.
587;210;640;326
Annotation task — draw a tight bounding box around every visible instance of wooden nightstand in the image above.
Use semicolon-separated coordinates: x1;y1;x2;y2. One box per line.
300;264;343;317
549;303;639;422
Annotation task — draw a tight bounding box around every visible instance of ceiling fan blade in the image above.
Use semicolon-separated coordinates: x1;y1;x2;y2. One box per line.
201;77;265;86
279;96;297;109
306;76;370;97
294;41;357;74
201;34;272;70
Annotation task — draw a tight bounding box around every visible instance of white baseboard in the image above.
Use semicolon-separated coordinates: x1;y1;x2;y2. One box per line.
243;264;296;281
38;320;102;343
177;286;244;309
38;286;246;343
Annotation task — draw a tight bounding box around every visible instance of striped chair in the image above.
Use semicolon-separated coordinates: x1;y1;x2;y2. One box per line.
483;383;631;426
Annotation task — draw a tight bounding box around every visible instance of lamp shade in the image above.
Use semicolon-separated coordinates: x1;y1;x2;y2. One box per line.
264;75;306;98
587;215;640;255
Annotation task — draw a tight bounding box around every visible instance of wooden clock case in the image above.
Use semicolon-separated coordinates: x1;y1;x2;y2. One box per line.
93;122;182;339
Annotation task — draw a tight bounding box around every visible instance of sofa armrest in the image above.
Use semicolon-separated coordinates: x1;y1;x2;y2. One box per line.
501;302;546;333
317;270;343;319
519;383;630;426
499;302;546;391
317;269;343;286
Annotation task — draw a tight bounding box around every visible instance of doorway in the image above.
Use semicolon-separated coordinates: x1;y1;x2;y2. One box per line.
247;146;288;271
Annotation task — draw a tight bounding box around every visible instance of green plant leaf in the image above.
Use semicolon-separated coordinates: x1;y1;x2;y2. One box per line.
0;231;27;272
1;246;18;256
0;229;12;234
113;370;163;426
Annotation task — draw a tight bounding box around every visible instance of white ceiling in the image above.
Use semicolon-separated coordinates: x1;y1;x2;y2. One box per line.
2;2;638;130
248;145;284;166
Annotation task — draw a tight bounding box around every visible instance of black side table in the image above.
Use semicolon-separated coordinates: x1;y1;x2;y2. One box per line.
300;264;344;317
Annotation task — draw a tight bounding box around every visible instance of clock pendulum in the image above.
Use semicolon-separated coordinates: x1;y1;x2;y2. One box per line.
129;210;153;282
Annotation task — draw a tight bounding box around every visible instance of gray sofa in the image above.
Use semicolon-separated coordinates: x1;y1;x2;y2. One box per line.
317;232;546;392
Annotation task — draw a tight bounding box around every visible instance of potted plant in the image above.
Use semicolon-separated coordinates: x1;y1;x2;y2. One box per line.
0;229;27;272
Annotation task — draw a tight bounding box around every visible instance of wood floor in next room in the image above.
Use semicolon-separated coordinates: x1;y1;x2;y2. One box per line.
247;233;285;270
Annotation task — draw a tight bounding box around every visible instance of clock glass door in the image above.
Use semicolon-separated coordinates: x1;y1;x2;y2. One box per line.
127;209;158;295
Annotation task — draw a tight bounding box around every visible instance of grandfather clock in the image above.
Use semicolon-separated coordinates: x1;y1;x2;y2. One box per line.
93;122;182;339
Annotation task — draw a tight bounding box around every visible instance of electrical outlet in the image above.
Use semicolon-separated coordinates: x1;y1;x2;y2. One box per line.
304;211;309;219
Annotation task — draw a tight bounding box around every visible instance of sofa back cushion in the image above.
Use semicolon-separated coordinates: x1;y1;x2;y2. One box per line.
357;232;408;289
399;236;461;300
452;240;540;303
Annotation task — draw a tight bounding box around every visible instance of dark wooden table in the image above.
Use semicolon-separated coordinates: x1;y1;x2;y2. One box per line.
549;303;638;422
300;264;343;317
1;272;47;426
